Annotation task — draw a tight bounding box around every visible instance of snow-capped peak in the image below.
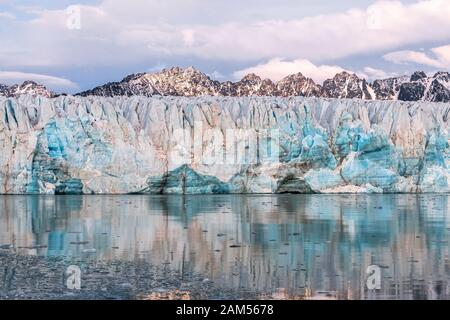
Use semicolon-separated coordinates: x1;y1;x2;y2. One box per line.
3;67;449;103
0;81;54;98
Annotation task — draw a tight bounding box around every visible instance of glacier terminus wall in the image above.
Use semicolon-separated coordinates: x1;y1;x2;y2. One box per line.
1;95;450;194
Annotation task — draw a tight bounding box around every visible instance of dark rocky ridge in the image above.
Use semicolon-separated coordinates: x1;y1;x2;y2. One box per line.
2;67;450;102
0;81;54;98
321;72;372;99
76;67;450;102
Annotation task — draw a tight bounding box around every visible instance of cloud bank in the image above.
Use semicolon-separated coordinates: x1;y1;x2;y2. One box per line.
384;44;450;69
0;0;449;91
233;58;347;83
0;71;78;91
1;0;449;68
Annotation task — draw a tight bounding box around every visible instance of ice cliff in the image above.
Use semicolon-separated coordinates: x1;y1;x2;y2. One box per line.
1;95;450;194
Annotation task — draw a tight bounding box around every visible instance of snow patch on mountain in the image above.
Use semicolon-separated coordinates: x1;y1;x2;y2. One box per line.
77;67;450;103
0;81;54;98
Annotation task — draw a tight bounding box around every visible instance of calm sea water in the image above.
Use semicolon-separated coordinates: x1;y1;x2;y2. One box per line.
1;194;450;300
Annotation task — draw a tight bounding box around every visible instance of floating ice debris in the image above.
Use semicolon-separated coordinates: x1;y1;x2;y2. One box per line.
70;241;89;245
18;245;47;249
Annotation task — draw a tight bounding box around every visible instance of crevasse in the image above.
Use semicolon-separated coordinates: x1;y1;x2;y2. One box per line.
1;95;449;194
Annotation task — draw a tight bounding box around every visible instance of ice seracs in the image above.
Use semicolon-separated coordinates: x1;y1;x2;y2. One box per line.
1;95;450;194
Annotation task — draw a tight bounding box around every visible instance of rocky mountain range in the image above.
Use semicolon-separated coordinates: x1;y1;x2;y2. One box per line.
1;67;450;102
0;81;54;98
75;66;335;98
77;67;450;102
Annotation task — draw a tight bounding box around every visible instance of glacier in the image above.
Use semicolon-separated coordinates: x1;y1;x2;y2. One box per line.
1;94;450;194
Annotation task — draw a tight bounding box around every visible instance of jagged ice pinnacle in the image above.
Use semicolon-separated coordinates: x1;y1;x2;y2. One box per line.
1;95;450;194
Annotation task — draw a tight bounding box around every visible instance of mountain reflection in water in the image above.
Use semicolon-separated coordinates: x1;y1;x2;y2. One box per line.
1;194;450;300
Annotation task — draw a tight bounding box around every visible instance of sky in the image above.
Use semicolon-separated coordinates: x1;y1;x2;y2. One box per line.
0;0;450;93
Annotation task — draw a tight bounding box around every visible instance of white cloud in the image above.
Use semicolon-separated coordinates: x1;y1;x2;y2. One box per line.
133;0;450;61
0;71;79;91
208;71;225;80
383;50;443;68
2;0;450;69
383;44;450;69
359;67;398;80
233;58;398;83
432;44;450;67
233;58;347;83
146;63;167;73
0;12;15;20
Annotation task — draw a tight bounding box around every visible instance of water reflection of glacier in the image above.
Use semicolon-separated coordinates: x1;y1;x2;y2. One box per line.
1;194;450;299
